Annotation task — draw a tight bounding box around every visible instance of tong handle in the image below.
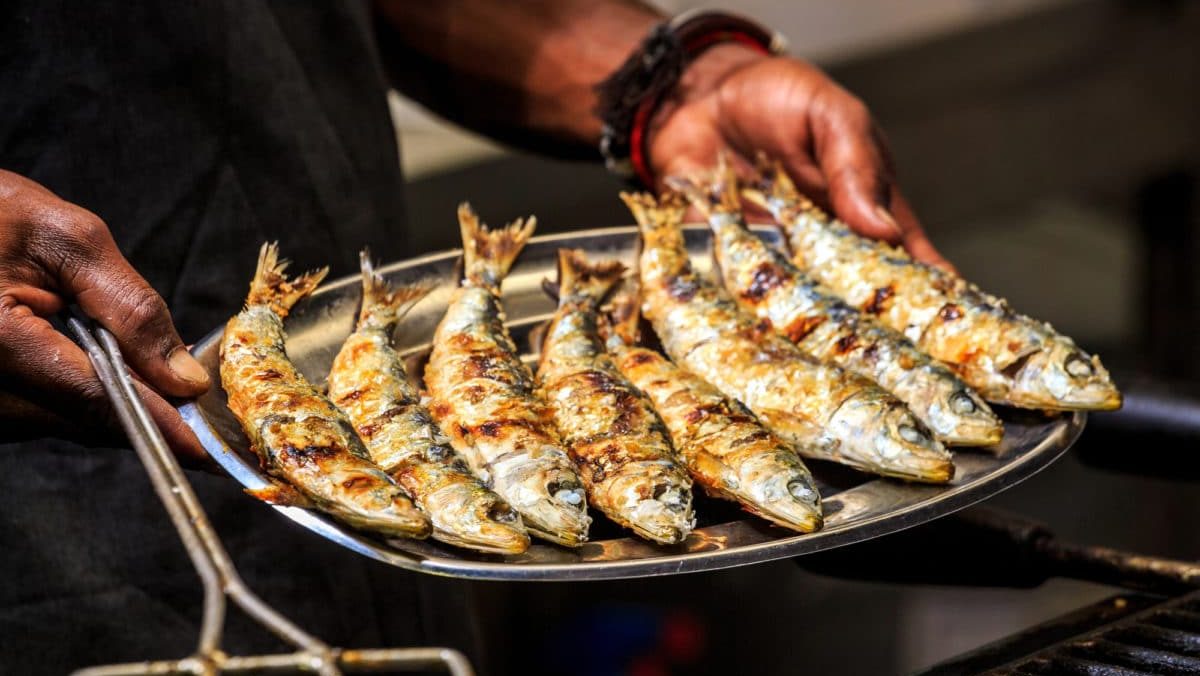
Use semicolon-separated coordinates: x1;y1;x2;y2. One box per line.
65;316;474;676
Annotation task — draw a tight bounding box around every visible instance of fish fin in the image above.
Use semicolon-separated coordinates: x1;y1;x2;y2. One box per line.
458;202;537;289
601;276;643;347
667;153;743;222
246;480;313;508
246;242;329;317
357;248;433;332
620;191;686;235
553;248;625;307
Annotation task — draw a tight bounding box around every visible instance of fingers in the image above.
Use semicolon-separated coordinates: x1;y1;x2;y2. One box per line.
0;299;210;466
889;188;957;274
42;206;210;398
811;91;902;243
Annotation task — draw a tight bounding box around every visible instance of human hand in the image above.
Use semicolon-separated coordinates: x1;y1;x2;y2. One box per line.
0;170;211;463
648;45;952;270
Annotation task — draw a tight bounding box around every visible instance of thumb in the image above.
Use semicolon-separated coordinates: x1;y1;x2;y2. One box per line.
59;221;210;398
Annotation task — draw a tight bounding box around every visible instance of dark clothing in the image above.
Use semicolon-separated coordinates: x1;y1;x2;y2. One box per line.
0;3;481;672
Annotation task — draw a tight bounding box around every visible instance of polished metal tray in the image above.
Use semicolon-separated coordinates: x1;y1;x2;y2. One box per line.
180;225;1083;581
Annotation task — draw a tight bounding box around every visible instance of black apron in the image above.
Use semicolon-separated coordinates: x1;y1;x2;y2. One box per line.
0;3;482;672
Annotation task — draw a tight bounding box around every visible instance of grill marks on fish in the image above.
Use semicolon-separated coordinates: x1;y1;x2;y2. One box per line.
327;252;530;554
537;249;694;544
608;338;823;534
623;190;955;482
670;164;1003;447
220;244;431;539
742;157;1121;412
426;206;590;547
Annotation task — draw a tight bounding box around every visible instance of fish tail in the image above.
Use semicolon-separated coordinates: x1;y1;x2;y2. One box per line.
602;277;643;347
246;242;329;317
458;202;537;288
619;191;687;238
552;249;625;307
742;154;819;213
667;153;742;222
356;249;432;332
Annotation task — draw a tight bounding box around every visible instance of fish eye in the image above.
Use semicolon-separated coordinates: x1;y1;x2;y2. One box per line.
898;424;927;444
787;479;815;502
548;480;585;506
1064;352;1094;378
487;502;519;524
950;390;977;414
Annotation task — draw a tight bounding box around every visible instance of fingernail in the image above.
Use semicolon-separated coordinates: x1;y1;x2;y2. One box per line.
874;206;903;239
169;346;210;387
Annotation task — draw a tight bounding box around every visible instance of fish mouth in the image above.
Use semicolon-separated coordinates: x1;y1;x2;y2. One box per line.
334;502;432;539
431;522;531;555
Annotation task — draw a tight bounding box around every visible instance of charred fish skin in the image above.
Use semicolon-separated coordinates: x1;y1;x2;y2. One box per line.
742;158;1121;412
537;250;694;545
603;282;822;533
220;244;431;539
671;168;1002;448
622;192;954;484
425;205;590;547
327;252;530;554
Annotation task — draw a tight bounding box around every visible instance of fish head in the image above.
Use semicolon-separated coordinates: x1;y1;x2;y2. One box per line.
603;464;696;545
424;484;531;555
738;451;824;533
1007;340;1122;411
505;464;592;547
920;376;1005;448
829;393;955;483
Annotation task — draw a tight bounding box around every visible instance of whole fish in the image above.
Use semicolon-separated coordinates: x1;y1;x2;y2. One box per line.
622;192;954;483
425;205;591;546
537;250;694;544
742;158;1121;411
220;244;431;538
602;278;823;533
328;252;530;554
671;167;1003;447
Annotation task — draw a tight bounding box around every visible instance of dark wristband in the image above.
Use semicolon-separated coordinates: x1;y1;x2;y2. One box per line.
595;10;786;187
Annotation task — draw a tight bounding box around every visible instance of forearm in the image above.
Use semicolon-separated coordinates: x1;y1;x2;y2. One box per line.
373;0;661;157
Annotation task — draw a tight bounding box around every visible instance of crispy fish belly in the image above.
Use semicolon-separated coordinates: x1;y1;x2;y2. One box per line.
220;244;430;538
425;205;590;547
328;253;529;554
672;169;1002;447
742;159;1121;412
622;193;954;483
537;250;694;544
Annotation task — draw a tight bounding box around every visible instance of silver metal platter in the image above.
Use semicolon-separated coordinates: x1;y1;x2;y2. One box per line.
180;225;1083;581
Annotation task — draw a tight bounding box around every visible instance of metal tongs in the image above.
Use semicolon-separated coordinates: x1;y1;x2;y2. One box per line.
66;316;474;676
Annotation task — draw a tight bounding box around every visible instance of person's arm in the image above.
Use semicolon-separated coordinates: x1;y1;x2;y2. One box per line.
374;0;949;267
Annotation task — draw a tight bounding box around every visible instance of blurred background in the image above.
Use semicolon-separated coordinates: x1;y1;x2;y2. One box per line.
388;0;1199;673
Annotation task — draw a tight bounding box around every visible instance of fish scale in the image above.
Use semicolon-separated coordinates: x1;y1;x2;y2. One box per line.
742;157;1122;412
671;166;1003;447
622;192;955;484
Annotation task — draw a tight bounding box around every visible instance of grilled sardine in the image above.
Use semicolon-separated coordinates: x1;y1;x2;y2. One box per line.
537;250;694;544
603;278;823;532
220;244;431;538
328;253;530;554
622;192;954;483
425;205;590;546
742;159;1121;411
672;167;1003;447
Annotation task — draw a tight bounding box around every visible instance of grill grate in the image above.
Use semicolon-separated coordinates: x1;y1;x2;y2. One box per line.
988;593;1200;675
